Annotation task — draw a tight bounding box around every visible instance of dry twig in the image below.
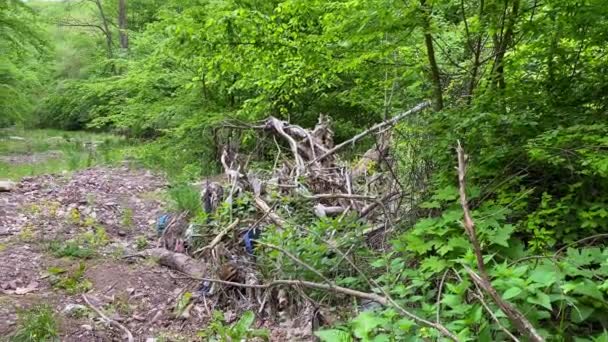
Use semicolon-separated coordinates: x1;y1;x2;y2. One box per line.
193;219;240;256
82;294;134;342
309;101;431;164
456;141;543;342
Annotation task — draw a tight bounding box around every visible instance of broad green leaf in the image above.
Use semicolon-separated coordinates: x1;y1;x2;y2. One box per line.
503;287;522;300
527;292;552;311
571;305;594;323
314;329;353;342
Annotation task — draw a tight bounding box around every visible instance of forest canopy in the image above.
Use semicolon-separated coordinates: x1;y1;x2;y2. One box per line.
1;0;608;340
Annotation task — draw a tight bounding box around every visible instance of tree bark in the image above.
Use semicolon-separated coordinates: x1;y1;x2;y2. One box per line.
491;0;520;90
92;0;113;58
419;0;443;111
118;0;128;49
465;0;485;103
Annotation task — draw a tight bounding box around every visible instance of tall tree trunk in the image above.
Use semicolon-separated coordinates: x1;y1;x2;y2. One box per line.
491;0;520;90
118;0;128;49
465;0;485;103
420;0;443;111
93;0;113;58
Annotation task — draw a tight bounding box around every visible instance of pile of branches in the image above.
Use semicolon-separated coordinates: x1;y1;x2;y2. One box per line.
144;100;545;341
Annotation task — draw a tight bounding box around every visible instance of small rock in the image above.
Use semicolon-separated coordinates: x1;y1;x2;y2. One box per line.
81;324;93;331
63;304;88;316
0;180;16;192
118;230;127;237
126;287;135;295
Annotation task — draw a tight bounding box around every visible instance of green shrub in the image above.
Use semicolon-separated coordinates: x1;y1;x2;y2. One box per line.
10;305;59;342
168;183;202;216
198;310;269;341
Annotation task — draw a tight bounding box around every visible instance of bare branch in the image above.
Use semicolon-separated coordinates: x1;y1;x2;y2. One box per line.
309;101;431;164
456;141;543;342
82;294;134;342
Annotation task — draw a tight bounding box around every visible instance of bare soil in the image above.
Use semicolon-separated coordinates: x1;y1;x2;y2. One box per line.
0;166;207;341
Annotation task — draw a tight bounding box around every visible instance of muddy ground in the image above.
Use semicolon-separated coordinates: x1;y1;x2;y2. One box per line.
0;165;210;341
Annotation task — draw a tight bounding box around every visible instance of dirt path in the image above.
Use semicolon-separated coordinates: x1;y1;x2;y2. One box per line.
0;166;206;341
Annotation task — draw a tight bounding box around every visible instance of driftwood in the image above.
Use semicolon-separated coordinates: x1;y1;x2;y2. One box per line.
456;141;543;342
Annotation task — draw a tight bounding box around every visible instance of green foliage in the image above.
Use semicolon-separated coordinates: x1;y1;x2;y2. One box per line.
49;241;95;259
48;263;92;294
10;304;59;342
4;0;608;340
135;235;149;250
168;183;202;216
198;310;269;342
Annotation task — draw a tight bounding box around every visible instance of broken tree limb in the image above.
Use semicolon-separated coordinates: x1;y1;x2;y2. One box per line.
266;117;306;176
304;193;377;201
360;191;401;217
82;294;134;342
146;248;207;279
254;196;286;228
314;204;346;218
193;219;240;256
308;101;431;165
456;141;543;342
189;276;459;341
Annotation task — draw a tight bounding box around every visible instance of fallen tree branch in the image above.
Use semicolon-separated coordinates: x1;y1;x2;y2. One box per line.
309;101;431;164
193;276;459;341
456;141;543;342
360;191;400;217
266;117;305;175
82;294;134;342
254;196;287;227
193;219;240;256
469;277;520;342
256;241;333;284
146;248;206;279
304;193;377;201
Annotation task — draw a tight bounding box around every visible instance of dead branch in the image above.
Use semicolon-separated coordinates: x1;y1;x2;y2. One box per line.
254;196;287;227
314;204;347;218
146;248;207;279
82;294;134;342
309;101;431;164
304;193;377;201
193;219;240;256
456;141;543;342
360;191;400;217
266;117;306;175
470;276;520;342
193;276;459;341
256;241;332;284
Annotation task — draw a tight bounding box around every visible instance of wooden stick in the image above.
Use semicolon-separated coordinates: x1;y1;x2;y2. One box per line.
456;141;543;342
254;196;286;227
191;276;459;341
193;219;240;256
266;117;305;175
303;193;377;201
82;294;134;342
309;101;431;164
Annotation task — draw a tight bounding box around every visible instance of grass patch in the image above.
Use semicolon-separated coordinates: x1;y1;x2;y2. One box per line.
48;263;92;294
48;241;95;259
168;183;202;215
10;304;60;342
0;128;131;180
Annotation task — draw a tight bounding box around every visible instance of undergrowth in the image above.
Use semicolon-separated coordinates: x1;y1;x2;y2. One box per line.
10;304;59;342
